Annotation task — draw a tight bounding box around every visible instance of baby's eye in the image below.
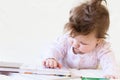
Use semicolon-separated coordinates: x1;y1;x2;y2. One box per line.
80;42;88;45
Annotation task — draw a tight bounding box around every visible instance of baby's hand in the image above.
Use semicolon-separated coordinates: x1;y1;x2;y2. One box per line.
104;75;118;79
43;58;62;69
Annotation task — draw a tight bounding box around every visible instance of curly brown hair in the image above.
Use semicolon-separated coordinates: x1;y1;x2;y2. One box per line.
64;0;109;39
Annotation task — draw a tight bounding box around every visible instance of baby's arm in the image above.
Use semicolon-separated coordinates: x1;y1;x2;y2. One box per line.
41;35;69;69
100;53;118;79
98;42;119;79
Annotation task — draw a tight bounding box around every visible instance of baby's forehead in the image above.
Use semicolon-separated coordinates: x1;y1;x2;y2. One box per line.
73;34;97;42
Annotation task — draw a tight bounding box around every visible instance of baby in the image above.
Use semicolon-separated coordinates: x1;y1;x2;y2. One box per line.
41;0;119;79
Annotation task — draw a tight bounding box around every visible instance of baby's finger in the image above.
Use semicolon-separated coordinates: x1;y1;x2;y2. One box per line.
48;60;55;68
42;60;47;67
57;63;62;69
105;75;117;79
44;60;51;68
53;61;57;68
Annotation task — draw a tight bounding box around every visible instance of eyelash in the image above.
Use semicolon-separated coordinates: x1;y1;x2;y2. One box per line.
79;42;88;45
81;43;87;45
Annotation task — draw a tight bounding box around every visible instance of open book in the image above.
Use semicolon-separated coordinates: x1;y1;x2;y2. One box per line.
0;61;70;76
0;61;104;77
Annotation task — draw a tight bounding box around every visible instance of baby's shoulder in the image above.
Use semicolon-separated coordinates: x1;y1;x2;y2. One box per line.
97;40;111;49
95;40;113;55
95;40;112;53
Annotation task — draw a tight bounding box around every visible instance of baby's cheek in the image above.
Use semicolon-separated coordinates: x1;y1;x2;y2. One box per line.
81;47;92;53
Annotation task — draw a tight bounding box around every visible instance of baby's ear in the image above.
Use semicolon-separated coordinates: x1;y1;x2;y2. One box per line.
97;39;102;44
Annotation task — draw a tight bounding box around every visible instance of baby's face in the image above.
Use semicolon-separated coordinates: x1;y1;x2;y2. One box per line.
70;32;100;54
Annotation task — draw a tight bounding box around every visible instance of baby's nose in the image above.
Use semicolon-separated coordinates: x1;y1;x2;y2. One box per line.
75;44;80;48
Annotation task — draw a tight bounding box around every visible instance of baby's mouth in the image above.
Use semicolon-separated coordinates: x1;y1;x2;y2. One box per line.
73;47;85;54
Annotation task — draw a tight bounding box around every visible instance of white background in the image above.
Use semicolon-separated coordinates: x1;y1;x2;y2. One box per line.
0;0;120;65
